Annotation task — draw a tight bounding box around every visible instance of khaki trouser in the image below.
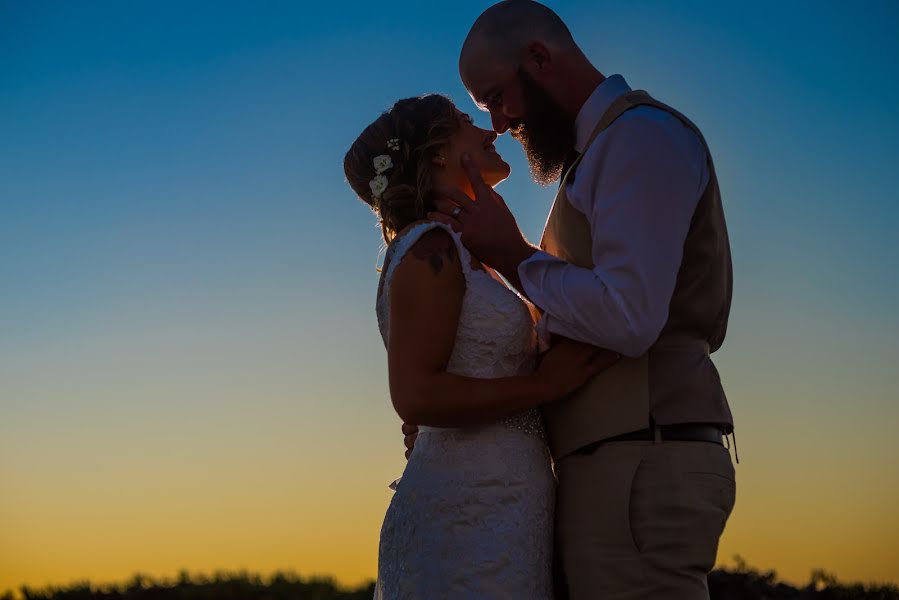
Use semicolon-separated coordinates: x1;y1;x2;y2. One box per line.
555;439;736;599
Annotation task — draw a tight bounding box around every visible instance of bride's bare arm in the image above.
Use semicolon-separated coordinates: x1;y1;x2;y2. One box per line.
387;228;614;428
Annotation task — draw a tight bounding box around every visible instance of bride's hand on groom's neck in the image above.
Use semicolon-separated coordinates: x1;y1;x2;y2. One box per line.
429;154;537;286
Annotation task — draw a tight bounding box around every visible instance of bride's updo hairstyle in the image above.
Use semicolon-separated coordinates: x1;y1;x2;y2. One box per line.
344;94;461;244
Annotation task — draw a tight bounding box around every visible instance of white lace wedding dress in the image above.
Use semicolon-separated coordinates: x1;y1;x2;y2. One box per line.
373;221;555;599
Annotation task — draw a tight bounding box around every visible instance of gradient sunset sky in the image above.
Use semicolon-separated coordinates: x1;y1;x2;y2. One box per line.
2;0;898;594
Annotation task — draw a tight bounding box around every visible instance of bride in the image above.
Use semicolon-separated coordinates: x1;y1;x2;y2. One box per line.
344;94;615;598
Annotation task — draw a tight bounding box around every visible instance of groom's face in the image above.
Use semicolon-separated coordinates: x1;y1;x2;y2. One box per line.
468;66;575;185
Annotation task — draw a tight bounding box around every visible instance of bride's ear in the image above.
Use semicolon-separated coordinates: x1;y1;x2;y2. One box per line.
431;154;447;168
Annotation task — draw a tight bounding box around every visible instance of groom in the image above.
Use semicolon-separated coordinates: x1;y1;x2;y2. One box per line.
407;1;738;598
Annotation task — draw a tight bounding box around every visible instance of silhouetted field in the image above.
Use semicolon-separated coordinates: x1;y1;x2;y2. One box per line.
3;558;897;599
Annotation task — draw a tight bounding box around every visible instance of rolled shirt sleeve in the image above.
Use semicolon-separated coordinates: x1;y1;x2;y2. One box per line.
518;107;710;357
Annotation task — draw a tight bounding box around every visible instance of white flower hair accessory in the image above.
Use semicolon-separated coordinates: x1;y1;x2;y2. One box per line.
369;142;400;200
369;174;388;198
373;154;393;174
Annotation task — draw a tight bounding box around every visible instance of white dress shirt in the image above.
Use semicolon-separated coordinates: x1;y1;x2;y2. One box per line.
518;75;710;357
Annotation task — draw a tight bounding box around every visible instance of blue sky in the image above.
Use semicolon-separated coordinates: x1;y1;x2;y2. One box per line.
2;0;898;591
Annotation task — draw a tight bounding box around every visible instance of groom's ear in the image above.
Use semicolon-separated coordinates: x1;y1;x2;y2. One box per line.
524;41;552;73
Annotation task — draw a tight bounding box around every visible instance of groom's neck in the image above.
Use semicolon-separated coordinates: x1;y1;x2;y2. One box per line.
557;55;606;119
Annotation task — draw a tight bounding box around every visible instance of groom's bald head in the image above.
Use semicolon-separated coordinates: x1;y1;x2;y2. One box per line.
460;0;577;87
459;1;602;184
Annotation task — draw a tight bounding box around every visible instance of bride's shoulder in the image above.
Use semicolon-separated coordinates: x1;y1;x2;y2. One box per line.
380;221;468;291
388;220;461;260
392;219;453;242
394;220;461;265
391;220;489;277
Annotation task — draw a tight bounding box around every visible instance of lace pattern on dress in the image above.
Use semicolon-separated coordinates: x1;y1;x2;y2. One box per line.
373;221;554;598
376;221;545;439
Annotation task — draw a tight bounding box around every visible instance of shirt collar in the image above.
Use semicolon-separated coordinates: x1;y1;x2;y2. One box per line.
573;74;632;153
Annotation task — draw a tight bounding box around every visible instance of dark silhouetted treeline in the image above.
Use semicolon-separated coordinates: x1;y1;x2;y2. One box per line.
3;558;897;599
707;557;899;599
0;571;375;600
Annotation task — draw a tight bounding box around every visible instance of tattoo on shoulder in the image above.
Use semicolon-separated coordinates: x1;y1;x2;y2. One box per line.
410;230;458;275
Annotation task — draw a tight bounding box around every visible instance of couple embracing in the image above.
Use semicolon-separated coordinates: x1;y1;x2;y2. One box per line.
343;2;737;598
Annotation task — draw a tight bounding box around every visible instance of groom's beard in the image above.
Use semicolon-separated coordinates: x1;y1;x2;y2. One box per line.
509;68;576;186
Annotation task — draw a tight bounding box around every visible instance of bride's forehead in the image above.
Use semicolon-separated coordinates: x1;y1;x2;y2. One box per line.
449;109;477;132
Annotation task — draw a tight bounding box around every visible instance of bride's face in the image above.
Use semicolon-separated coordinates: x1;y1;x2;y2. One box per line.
438;110;511;193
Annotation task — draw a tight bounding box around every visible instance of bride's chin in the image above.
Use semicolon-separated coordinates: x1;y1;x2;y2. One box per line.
478;161;511;186
484;171;510;187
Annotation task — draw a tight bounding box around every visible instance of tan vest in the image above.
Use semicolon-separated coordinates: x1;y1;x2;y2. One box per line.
540;90;734;459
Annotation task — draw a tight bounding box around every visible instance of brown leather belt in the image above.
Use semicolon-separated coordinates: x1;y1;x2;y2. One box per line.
575;423;724;455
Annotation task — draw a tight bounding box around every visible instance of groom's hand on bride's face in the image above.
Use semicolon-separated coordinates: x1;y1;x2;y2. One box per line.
429;154;536;275
402;422;419;460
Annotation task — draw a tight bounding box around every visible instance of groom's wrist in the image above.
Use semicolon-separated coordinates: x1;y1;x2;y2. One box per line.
499;238;537;276
493;238;537;292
